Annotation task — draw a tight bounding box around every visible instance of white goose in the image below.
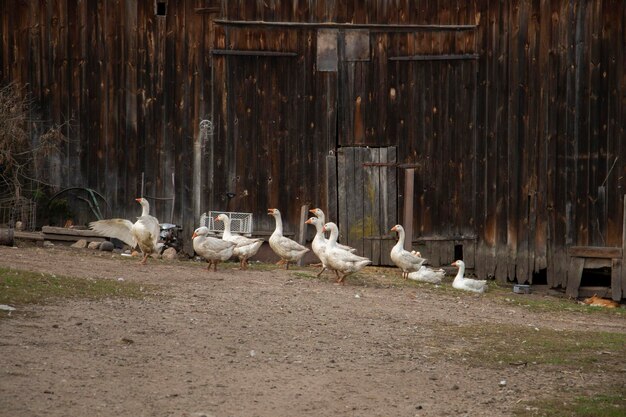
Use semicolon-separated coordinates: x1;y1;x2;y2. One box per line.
323;222;371;284
407;251;446;283
268;208;309;269
408;266;446;284
451;260;488;293
214;213;263;270
309;207;356;253
90;197;160;264
390;224;426;279
305;216;336;277
192;226;236;271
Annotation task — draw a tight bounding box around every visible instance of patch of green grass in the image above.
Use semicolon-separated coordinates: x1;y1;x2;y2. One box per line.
514;391;626;417
0;267;152;311
499;296;625;317
446;323;626;371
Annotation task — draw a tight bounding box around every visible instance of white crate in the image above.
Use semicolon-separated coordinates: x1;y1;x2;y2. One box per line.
201;211;253;236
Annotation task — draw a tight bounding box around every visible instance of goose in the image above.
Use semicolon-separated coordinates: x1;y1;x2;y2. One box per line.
268;208;309;269
309;207;356;253
408;266;446;284
90;197;160;264
192;226;236;271
451;260;487;293
390;224;426;279
323;222;371;284
214;213;263;270
305;216;337;277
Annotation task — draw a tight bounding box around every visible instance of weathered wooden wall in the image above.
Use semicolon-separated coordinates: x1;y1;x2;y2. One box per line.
1;1;625;293
1;0;216;245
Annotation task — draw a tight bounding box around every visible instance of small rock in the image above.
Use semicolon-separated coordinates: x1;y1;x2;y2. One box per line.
99;241;114;252
71;239;88;249
162;247;177;260
499;379;507;387
88;241;101;250
15;221;23;231
0;304;16;311
451;384;460;390
43;241;54;248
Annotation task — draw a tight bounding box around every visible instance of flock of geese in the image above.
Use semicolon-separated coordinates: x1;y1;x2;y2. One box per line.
90;198;488;293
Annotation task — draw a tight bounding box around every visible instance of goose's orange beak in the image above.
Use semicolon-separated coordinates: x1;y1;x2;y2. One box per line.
309;208;318;214
305;218;313;224
391;225;398;232
267;208;275;215
214;216;220;221
451;261;457;267
135;198;142;203
192;232;198;239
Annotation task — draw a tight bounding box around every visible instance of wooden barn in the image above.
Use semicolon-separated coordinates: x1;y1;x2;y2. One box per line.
1;1;625;299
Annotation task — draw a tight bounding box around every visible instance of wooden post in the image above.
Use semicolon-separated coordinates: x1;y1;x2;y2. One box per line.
193;129;202;225
297;204;310;266
403;168;415;251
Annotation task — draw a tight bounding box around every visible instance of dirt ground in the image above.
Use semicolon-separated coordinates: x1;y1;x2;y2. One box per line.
1;244;625;417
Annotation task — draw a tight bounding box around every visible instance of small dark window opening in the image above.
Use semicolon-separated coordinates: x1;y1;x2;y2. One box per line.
532;268;548;285
454;244;463;261
580;267;611;287
156;1;167;16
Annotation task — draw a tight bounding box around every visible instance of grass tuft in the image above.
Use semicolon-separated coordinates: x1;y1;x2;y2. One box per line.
0;267;152;313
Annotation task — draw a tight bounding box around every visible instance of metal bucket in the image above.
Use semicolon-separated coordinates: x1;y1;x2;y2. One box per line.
0;228;14;246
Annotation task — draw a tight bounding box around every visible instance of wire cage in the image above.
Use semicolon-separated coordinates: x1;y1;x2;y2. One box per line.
200;211;253;237
0;197;37;231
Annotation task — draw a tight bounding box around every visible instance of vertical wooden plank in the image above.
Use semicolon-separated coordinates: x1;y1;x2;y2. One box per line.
297;204;309;266
574;2;591;249
352;147;365;255
337;147;350;248
507;0;522;282
621;195;626;299
403;168;415;252
381;146;397;266
495;0;510;283
566;257;585;298
611;259;622;302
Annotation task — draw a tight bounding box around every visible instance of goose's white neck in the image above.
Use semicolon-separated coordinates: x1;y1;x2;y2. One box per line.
453;262;466;282
221;216;232;238
139;200;150;217
312;220;324;238
272;212;283;236
394;227;405;250
326;225;338;248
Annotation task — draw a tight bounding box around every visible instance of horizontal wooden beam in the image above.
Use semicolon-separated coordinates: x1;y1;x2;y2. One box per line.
568;246;622;259
42;226;104;238
211;49;298;57
413;235;478;242
214;19;478;32
194;7;221;14
389;53;480;61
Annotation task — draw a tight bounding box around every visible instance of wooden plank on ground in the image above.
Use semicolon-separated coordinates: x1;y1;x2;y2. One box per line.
42;226;107;238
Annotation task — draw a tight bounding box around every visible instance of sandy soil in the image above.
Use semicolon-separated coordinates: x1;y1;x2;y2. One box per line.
1;244;625;417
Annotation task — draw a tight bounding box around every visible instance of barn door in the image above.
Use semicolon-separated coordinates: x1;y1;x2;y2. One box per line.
337;146;397;266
